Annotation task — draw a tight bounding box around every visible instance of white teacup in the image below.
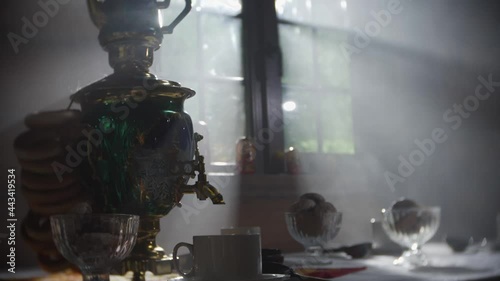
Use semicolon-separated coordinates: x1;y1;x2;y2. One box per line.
221;226;261;235
173;234;262;281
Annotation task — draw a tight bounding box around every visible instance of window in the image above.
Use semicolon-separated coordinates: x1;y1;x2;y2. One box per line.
154;0;355;172
155;0;245;164
277;0;354;154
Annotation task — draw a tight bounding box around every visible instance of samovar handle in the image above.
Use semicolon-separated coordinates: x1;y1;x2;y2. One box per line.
158;0;192;34
87;0;191;33
87;0;106;29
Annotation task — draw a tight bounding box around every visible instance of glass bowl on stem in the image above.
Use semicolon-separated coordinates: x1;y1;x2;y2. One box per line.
382;206;440;267
285;211;342;265
50;214;139;281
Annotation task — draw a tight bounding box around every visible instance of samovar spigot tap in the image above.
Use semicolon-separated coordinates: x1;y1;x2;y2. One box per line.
179;133;225;204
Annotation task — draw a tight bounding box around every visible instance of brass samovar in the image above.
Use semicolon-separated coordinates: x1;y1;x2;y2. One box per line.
71;0;224;280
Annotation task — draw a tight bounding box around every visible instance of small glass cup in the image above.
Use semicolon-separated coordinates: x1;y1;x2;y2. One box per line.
285;211;342;265
382;207;440;267
50;214;139;281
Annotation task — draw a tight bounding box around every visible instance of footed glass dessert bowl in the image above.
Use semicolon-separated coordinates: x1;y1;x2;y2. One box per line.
285;193;342;265
382;205;440;267
50;214;139;281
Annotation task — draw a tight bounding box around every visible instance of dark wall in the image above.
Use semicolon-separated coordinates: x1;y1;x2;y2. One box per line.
350;0;500;238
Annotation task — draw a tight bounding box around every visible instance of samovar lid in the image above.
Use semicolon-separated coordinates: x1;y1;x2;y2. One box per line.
72;0;195;105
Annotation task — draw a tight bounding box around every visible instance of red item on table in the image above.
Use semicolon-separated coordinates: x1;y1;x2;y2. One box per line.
296;267;367;279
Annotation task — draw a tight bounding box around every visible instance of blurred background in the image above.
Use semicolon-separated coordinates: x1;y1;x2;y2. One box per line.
1;0;500;270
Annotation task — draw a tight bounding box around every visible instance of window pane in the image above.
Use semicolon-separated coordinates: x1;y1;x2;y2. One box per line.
198;0;242;15
277;0;354;155
156;1;245;164
316;30;350;89
168;0;241;15
201;14;243;78
310;0;349;29
156;7;198;80
283;88;319;153
275;0;313;24
276;0;349;29
283;89;355;154
203;82;245;163
320;94;355;154
279;24;314;86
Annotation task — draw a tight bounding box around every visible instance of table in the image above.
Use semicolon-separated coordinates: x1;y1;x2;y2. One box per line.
284;243;500;281
3;244;500;281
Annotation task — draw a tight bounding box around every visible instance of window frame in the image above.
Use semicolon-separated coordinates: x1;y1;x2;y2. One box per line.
174;0;355;174
279;20;353;155
241;0;354;174
242;0;284;174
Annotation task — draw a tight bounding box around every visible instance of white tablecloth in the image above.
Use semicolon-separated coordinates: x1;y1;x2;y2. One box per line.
4;244;499;281
284;243;500;281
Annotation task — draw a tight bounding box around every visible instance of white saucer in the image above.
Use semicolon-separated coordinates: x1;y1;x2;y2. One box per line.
176;273;288;281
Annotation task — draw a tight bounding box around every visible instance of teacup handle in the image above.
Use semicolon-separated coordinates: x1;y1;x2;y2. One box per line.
173;242;195;277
